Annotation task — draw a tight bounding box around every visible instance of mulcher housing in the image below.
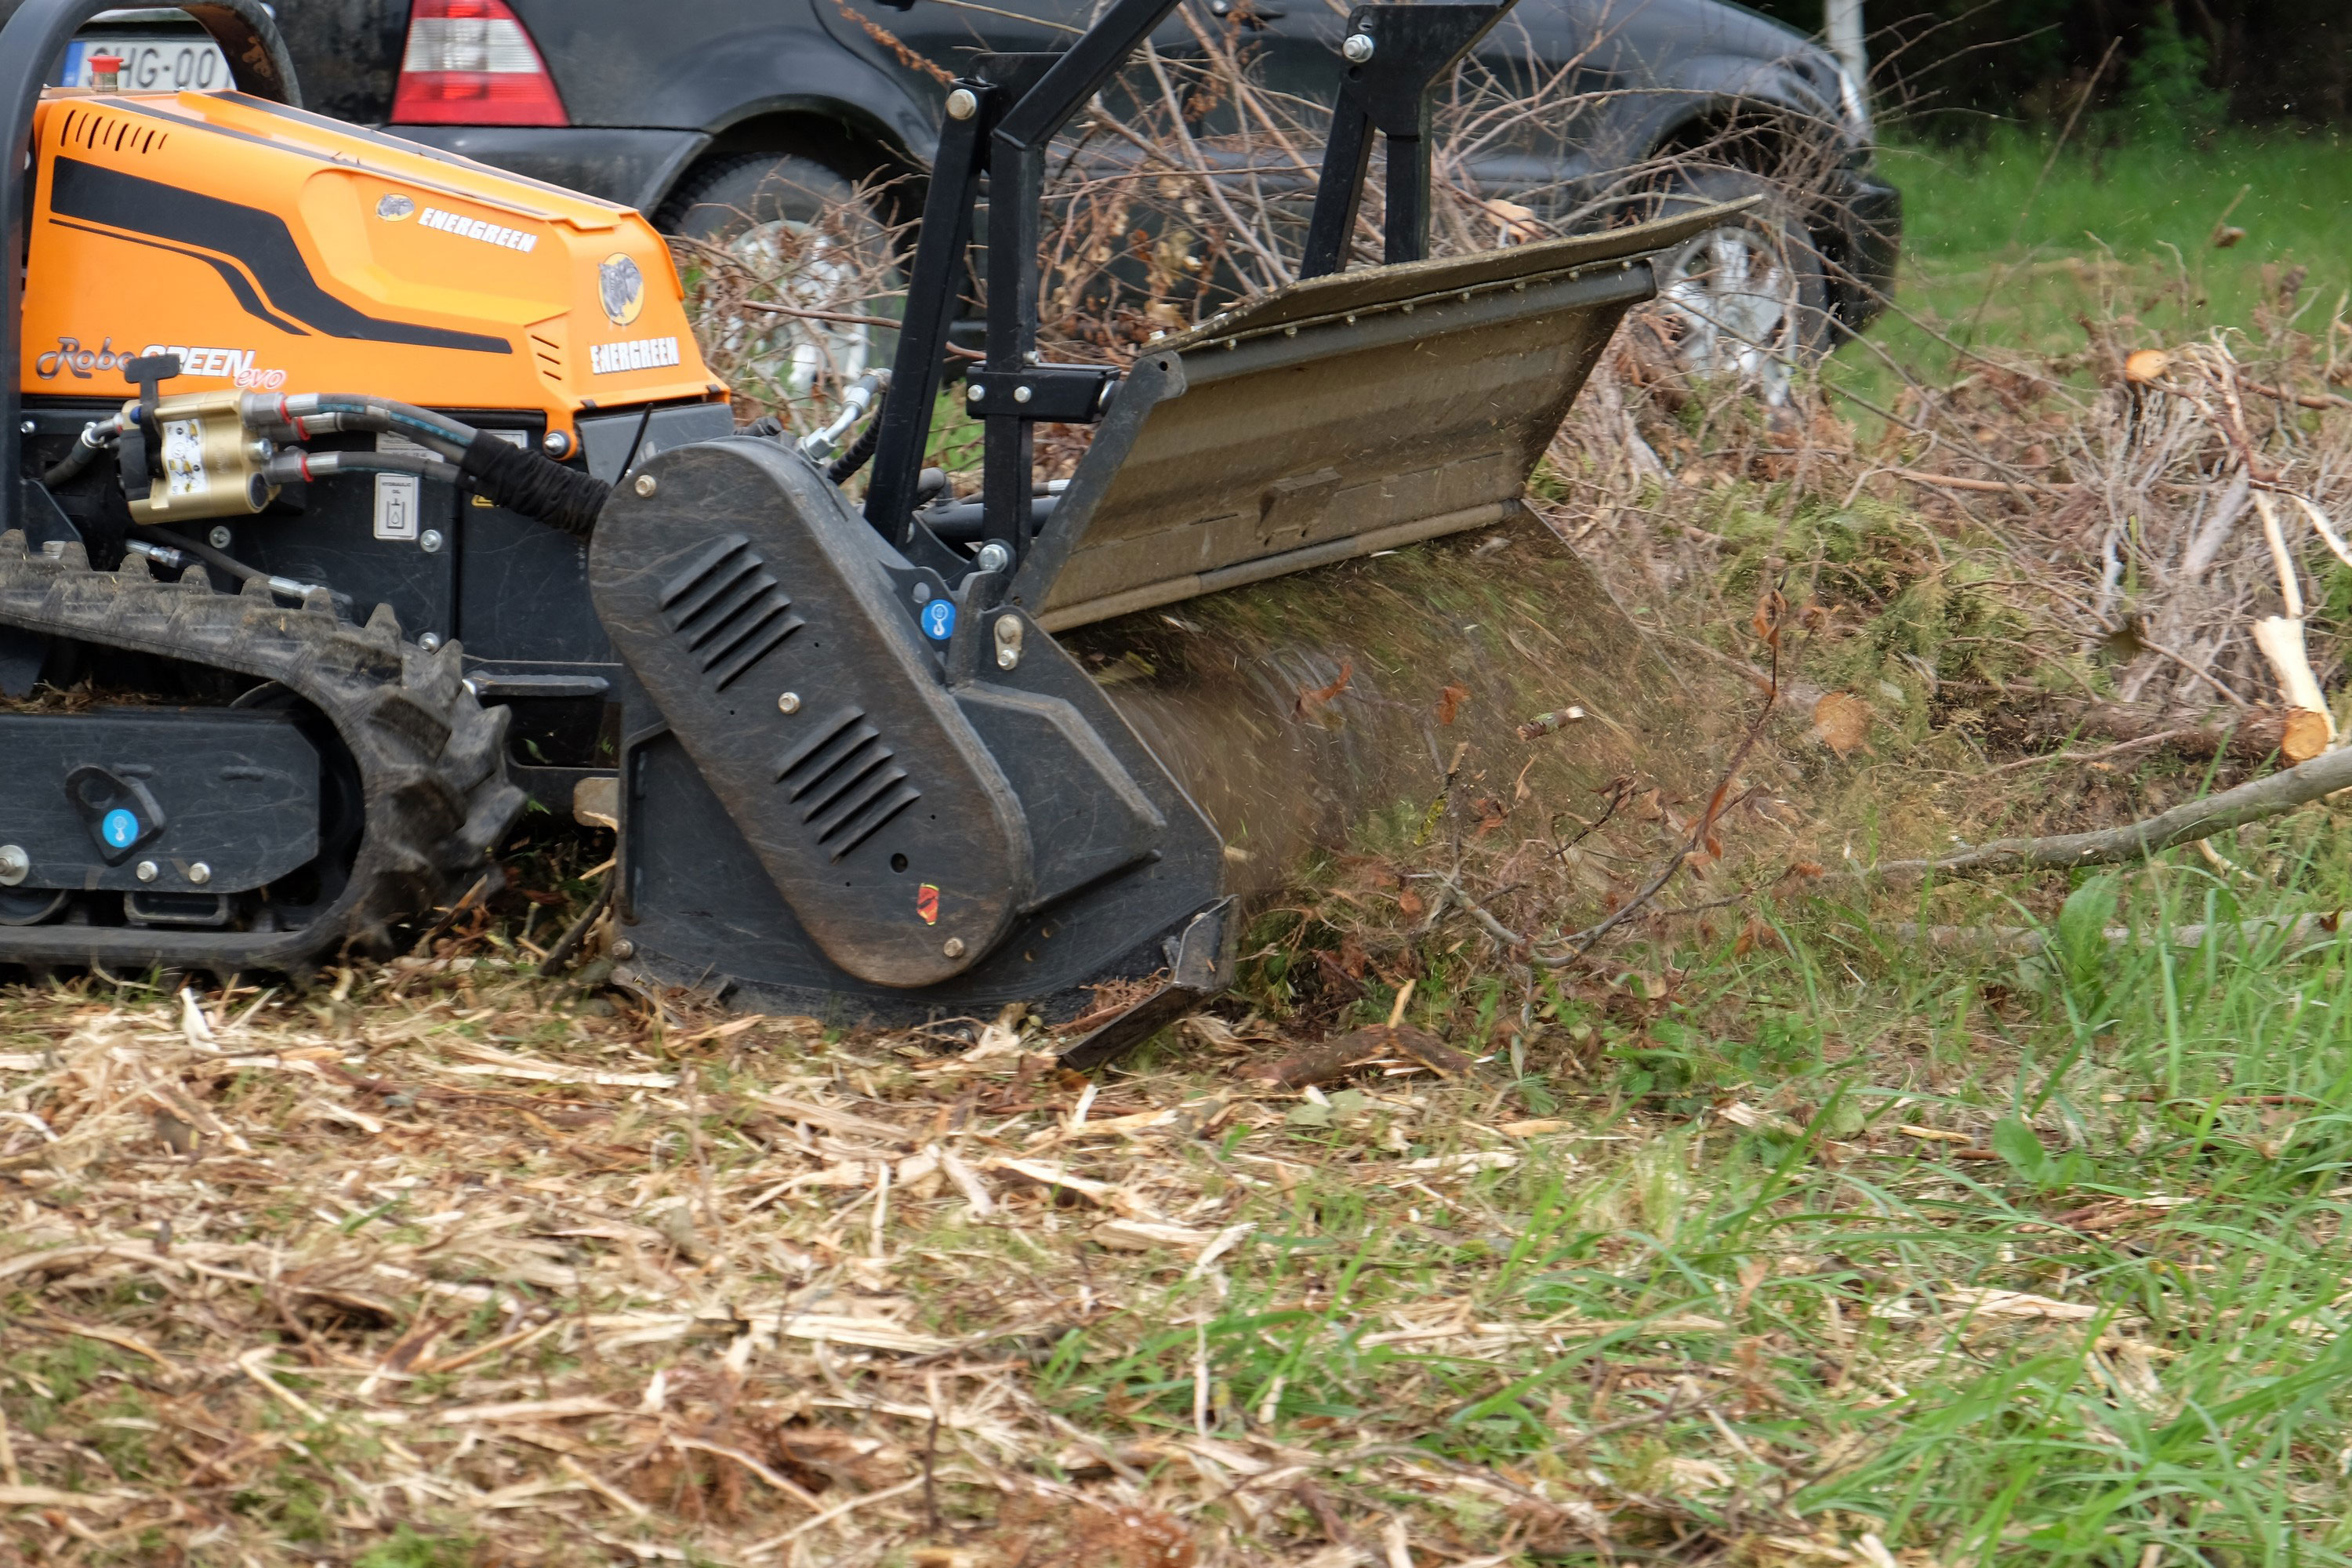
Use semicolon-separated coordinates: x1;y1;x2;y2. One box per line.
0;0;1732;1058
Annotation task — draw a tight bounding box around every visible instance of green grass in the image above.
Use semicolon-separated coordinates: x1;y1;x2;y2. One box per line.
1831;130;2352;409
1022;828;2352;1560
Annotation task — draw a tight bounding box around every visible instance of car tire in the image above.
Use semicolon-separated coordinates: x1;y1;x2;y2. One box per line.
655;153;903;415
1635;166;1831;402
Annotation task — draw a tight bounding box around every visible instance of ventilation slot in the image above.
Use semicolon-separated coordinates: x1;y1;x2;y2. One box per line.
656;533;803;691
776;706;920;861
60;110;166;157
528;330;564;379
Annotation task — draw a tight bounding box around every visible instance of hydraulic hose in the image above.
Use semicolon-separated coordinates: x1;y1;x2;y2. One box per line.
265;448;466;487
826;419;881;485
41;415;122;486
134;527;354;615
456;430;609;538
248;393;610;535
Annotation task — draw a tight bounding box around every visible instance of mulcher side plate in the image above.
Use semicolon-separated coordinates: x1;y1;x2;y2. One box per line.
590;438;1229;1027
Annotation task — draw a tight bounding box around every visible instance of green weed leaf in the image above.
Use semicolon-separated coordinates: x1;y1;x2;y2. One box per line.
1991;1116;2050;1179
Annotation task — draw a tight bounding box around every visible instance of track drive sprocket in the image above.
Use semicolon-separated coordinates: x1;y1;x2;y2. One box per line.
0;528;525;973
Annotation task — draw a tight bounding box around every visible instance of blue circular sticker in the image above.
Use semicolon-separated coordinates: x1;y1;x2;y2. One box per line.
101;808;139;849
921;600;956;641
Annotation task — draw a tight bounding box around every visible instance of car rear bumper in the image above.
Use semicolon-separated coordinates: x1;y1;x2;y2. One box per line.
1827;169;1901;331
383;125;711;216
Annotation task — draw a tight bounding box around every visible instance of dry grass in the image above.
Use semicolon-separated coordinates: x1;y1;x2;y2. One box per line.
0;956;1791;1566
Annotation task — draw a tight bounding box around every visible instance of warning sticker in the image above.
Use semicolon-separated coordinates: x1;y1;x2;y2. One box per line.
160;418;205;498
916;884;940;925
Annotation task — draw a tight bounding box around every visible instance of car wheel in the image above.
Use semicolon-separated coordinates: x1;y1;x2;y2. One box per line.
1641;169;1830;404
657;153;903;416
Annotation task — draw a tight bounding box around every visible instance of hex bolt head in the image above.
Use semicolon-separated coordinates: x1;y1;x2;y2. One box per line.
967;383;985;402
419;528;444;554
0;844;26;886
209;525;234;550
946;86;979;120
418;632;443;652
942;937;967;959
543;429;571;456
1013;384;1033;404
134;860;158;883
16;419;32;435
973;541;1011;574
993;614;1025;670
611;938;636;960
1342;31;1374;60
777;691;801;714
188;862;211;885
633;473;659;497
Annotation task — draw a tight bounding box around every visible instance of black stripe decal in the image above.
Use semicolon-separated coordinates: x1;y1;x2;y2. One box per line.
48;218;309;336
214;93;626;213
49;158;514;356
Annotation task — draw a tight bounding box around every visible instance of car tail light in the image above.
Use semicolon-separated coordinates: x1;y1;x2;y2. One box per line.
391;0;567;126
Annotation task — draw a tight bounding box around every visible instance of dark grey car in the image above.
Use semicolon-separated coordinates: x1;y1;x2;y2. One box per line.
234;0;1899;394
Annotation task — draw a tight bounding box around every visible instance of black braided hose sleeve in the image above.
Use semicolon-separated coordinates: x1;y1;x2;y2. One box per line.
458;430;612;537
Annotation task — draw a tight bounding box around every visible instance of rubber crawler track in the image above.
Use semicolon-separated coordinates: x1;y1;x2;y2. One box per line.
0;528;526;973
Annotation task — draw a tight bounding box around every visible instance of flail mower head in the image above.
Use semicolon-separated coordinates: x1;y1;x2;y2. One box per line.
585;0;1735;1062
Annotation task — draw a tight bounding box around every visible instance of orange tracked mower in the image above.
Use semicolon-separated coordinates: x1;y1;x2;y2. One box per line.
0;0;1728;1062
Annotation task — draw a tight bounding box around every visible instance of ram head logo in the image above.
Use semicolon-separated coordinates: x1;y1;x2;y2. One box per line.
598;252;646;328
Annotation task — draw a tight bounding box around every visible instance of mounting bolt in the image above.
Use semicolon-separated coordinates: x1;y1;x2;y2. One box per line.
973;540;1011;574
611;938;636;960
209;525;233;550
188;862;211;885
633;473;659;497
777;691;801;714
543;429;572;457
967;383;985;402
942;937;966;959
1342;31;1374;61
993;615;1025;670
16;419;31;435
0;845;26;886
946;86;978;120
419;528;444;554
418;632;443;652
1013;384;1033;404
134;860;158;883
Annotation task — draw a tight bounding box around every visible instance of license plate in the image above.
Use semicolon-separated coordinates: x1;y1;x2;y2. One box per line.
64;34;230;93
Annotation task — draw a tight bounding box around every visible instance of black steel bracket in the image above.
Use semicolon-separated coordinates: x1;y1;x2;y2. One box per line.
857;0;1522;596
963;365;1119;424
1299;3;1510;278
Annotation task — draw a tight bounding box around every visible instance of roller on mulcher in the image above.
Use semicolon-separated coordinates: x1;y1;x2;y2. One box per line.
0;0;1733;1058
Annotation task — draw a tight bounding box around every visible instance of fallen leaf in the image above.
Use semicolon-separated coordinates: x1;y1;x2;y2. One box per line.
1719;1101;1804;1137
1294;659;1354;719
1665;1456;1733;1492
1496;1118;1572;1137
2124;348;2172;384
1897;1124;1974;1145
1813;692;1869;757
1437;682;1470;725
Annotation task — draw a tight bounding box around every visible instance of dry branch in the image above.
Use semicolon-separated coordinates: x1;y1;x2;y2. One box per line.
1864;746;2352;880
